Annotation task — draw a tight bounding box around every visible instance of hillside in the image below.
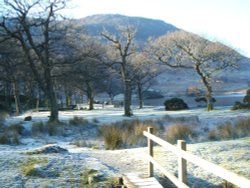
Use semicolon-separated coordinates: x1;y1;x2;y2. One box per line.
71;14;178;43
71;14;250;97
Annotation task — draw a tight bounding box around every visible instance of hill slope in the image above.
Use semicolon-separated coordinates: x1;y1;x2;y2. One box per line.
73;14;178;42
71;14;250;96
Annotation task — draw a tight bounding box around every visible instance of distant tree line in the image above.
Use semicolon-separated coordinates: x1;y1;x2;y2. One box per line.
0;0;242;122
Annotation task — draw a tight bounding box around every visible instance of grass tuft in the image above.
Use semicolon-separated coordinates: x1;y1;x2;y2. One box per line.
165;124;196;144
0;123;24;145
69;116;89;126
98;119;158;150
208;117;250;141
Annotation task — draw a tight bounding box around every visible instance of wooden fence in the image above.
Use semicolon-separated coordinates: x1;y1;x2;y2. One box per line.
143;127;250;188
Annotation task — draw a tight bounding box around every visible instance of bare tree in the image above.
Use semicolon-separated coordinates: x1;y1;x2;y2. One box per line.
0;0;68;122
151;31;242;111
103;76;123;105
62;33;108;110
130;52;161;108
0;38;27;115
102;26;138;116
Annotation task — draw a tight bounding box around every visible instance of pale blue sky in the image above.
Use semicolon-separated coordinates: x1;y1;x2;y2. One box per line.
64;0;250;57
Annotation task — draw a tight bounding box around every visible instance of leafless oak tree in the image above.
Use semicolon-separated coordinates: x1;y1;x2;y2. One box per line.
0;0;68;121
102;26;138;116
151;31;242;111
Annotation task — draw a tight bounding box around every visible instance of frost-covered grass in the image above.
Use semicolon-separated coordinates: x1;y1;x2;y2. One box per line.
0;106;249;187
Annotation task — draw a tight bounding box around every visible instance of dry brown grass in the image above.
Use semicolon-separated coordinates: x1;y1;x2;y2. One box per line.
69;116;89;126
165;124;196;144
31;121;65;137
208;117;250;141
98;119;158;150
0;123;24;145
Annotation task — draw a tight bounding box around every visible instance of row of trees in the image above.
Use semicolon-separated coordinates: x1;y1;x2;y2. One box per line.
0;0;242;122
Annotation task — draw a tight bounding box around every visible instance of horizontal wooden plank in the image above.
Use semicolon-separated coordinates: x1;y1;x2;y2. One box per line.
147;155;189;188
144;131;250;188
123;173;163;188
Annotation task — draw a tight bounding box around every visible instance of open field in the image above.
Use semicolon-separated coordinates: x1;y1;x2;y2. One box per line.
1;106;250;187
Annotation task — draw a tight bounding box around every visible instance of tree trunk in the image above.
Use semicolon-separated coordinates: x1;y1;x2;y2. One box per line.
12;81;21;115
66;95;71;106
195;64;214;111
4;81;11;112
124;80;133;116
28;81;36;109
86;83;94;110
45;70;58;122
205;85;213;111
137;82;143;109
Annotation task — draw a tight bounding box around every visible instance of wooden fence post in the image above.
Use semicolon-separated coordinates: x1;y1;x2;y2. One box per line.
178;140;187;184
148;127;154;177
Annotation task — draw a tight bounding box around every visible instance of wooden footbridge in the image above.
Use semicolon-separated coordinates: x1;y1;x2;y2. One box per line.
122;127;250;188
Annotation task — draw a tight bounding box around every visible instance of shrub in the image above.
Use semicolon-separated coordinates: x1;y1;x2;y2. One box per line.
235;117;250;137
46;121;63;136
166;124;196;144
0;123;23;145
243;88;250;105
208;118;250;141
31;121;64;136
164;98;188;111
71;139;89;148
69;116;89;126
101;126;123;150
0;134;9;144
217;123;236;140
231;101;246;110
0;111;9;122
195;97;216;103
31;122;46;136
232;89;250;110
8;123;24;135
98;119;158;149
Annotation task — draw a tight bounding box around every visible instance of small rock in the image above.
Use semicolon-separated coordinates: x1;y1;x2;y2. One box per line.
40;145;68;154
24;116;32;121
27;144;68;154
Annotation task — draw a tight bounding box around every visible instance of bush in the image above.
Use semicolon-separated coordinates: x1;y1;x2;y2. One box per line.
0;123;23;145
9;123;24;135
232;89;250;110
164;98;188;111
208;118;250;141
0;111;9;122
243;89;250;105
195;97;216;103
69;116;89;126
98;119;158;149
231;101;246;110
31;121;64;136
31;122;46;136
101;126;123;150
166;124;196;144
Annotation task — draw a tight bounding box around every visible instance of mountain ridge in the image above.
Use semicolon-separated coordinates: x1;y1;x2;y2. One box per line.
72;14;179;42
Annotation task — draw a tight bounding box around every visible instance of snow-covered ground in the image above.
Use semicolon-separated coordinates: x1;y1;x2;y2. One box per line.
1;106;250;187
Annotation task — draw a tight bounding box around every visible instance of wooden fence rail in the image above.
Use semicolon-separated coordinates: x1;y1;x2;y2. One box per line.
143;127;250;188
